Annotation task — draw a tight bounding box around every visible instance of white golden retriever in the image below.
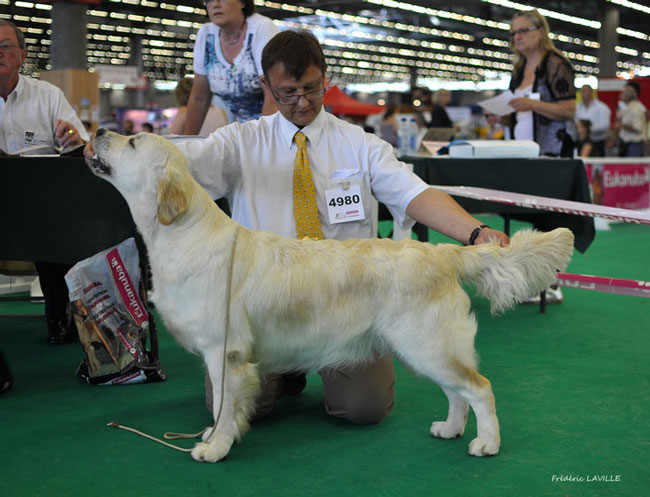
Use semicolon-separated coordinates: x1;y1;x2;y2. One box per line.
88;129;574;463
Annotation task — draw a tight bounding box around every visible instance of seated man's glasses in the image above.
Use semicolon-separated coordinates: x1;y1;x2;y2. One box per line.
268;86;327;105
0;43;19;52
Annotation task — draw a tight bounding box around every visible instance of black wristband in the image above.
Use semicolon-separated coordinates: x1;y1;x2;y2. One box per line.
469;224;490;245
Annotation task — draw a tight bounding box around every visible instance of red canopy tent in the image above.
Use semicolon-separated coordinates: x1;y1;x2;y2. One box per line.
323;85;385;116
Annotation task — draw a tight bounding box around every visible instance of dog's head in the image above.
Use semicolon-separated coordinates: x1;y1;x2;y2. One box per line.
88;129;191;226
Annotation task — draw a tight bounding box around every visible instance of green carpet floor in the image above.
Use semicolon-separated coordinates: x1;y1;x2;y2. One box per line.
1;217;648;497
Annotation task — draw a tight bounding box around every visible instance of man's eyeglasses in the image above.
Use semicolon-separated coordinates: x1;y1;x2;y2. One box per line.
268;86;327;105
509;26;540;39
0;43;19;53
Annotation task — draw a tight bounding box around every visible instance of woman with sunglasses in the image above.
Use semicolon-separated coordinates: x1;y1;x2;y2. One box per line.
184;0;279;132
507;9;576;157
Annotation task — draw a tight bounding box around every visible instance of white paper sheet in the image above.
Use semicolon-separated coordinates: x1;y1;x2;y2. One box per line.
478;90;516;116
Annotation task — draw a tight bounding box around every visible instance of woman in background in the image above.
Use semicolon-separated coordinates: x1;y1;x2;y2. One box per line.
378;106;398;146
429;89;455;128
507;9;576;157
184;0;279;132
169;76;227;135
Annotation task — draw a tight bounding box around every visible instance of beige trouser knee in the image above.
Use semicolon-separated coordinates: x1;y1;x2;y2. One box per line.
205;355;395;425
205;371;285;421
319;355;395;424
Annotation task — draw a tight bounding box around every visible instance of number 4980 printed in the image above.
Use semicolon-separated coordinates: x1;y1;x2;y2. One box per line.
325;184;365;224
328;194;360;207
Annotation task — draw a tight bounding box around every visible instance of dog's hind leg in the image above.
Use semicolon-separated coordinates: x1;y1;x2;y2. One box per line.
386;306;500;456
430;386;468;439
416;358;499;456
446;362;500;457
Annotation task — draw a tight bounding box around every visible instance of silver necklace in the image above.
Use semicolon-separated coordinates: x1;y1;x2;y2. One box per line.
220;20;246;46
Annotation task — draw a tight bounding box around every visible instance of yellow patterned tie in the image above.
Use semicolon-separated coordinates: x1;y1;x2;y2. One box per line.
293;131;323;240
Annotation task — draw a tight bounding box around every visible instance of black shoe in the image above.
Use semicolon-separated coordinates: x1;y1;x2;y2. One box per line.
47;320;77;345
281;372;307;396
0;351;12;395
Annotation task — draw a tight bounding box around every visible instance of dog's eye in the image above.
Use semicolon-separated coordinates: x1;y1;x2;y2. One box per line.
129;137;136;149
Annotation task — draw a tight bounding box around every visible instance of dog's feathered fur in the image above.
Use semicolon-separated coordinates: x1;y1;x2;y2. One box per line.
89;130;574;462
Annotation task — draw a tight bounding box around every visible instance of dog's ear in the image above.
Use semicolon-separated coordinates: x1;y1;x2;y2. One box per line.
157;166;189;225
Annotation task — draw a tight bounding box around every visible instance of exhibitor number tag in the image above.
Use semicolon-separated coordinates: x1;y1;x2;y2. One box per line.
325;184;365;224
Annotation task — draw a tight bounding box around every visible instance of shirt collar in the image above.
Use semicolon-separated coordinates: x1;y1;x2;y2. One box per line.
4;74;23;101
278;108;326;150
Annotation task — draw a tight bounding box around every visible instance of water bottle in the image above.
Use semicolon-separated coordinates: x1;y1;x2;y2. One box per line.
408;117;418;155
397;117;410;157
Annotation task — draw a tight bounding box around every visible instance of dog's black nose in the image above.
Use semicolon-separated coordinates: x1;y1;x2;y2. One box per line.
96;128;107;137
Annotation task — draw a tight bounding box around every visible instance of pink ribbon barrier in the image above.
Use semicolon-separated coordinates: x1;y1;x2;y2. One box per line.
557;273;650;298
434;185;650;225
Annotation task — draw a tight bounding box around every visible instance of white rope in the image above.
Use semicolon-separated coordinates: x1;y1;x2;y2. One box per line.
107;422;195;452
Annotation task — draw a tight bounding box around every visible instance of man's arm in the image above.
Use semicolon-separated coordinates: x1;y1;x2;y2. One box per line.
51;86;90;144
405;187;509;246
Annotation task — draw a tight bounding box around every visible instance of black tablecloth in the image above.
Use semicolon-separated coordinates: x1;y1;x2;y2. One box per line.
1;156;138;264
1;156;596;265
389;156;596;253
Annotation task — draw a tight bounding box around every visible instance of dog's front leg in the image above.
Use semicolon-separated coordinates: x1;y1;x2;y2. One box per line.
191;347;238;463
191;347;261;463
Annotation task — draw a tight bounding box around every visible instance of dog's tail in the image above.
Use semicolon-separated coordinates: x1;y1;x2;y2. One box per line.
458;228;574;314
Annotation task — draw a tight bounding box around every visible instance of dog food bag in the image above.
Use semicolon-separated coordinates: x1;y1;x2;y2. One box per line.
65;237;166;385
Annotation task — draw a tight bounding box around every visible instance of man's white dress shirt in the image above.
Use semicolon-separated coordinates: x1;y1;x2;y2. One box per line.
174;109;430;240
619;100;647;144
575;98;611;142
0;75;89;154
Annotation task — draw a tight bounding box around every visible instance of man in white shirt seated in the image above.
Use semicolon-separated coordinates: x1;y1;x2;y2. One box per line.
97;30;510;424
0;19;89;345
575;84;611;157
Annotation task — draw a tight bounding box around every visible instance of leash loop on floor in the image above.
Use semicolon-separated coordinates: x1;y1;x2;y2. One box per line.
107;422;194;453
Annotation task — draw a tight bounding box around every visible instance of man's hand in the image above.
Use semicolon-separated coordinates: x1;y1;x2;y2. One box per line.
475;227;510;247
54;119;84;149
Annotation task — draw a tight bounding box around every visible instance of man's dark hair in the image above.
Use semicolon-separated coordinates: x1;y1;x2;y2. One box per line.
262;30;327;81
626;81;641;98
0;20;26;49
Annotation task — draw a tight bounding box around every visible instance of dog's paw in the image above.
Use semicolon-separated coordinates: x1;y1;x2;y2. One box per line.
430;421;464;439
468;437;499;457
191;438;233;463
